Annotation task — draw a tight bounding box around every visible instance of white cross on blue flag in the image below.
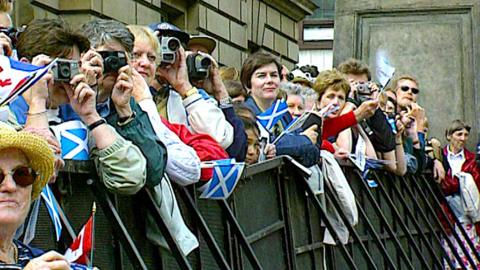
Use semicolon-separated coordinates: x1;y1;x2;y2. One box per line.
40;185;63;241
199;159;245;200
51;121;89;161
0;55;56;106
256;99;288;131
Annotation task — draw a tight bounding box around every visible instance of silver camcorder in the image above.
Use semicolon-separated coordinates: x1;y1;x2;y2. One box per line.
160;36;180;64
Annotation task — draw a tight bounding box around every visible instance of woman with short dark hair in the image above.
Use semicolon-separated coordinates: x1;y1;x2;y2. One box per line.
440;119;480;269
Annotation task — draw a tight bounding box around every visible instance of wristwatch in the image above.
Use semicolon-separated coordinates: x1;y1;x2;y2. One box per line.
218;96;233;108
182;87;199;99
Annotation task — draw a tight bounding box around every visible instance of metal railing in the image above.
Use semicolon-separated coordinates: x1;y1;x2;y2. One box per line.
28;157;480;269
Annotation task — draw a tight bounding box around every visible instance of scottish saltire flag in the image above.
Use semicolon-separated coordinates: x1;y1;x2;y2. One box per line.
199;159;245;200
41;185;62;241
0;55;56;106
256;99;288;131
375;50;395;88
51;121;89;160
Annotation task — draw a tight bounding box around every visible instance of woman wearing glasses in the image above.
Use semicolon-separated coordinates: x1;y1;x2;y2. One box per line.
0;122;69;269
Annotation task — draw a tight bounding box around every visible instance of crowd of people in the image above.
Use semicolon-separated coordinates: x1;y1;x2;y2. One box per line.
0;0;479;269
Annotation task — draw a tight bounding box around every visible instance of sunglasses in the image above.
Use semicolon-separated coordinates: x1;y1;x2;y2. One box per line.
399;85;420;94
0;167;37;187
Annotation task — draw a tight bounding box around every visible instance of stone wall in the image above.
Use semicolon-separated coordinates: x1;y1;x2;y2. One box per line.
13;0;317;70
334;0;480;148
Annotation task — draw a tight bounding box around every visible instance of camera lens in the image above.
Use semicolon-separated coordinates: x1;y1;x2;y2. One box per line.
106;56;119;72
199;57;211;68
59;64;71;78
168;39;179;51
163;53;174;62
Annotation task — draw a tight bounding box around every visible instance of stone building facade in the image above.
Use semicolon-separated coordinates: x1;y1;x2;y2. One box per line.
13;0;317;70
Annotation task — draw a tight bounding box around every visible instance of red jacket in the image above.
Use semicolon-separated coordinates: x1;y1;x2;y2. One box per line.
321;111;358;153
440;147;480;195
162;119;229;181
438;146;480;234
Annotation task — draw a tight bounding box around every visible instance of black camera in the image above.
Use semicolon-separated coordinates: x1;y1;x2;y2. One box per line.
186;53;211;80
51;59;80;83
99;51;127;74
160;36;180;64
355;82;374;104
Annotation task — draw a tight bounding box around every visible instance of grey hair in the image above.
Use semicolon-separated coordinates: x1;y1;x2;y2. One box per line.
80;19;134;53
279;81;318;103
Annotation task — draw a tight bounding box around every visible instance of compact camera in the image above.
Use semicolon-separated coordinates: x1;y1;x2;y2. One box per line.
355;82;374;104
186;53;211;80
159;36;180;64
51;59;80;83
99;51;127;74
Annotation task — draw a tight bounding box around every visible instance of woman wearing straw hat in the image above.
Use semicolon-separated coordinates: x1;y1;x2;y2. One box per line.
0;122;69;269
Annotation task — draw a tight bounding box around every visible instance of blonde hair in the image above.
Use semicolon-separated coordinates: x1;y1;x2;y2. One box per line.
392;75;419;89
312;68;350;99
127;25;160;58
0;0;13;14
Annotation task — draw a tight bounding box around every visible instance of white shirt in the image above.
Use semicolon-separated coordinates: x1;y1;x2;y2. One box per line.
447;146;466;176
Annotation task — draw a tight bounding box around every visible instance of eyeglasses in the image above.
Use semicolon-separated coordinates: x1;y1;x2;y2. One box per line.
0;167;37;187
399;85;420;94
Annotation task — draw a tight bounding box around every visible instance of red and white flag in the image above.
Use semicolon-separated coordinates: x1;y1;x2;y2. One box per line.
64;215;93;264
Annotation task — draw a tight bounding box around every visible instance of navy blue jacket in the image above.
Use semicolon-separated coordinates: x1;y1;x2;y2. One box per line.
222;106;247;161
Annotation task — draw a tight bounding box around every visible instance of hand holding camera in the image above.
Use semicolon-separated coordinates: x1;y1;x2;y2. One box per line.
65;73;100;125
111;65;134;118
80;49;104;86
354;99;378;122
157;46;193;97
25;54;54;108
131;68;152;102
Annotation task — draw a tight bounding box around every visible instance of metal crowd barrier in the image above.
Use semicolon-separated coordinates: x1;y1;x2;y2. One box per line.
27;157;480;269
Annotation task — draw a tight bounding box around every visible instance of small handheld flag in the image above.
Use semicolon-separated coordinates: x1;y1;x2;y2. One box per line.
256;99;288;131
0;55;56;106
375;50;395;88
64;203;96;265
51;121;89;160
40;185;63;241
199;159;245;200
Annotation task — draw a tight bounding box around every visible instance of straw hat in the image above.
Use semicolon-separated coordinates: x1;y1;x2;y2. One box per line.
0;122;54;199
188;35;217;54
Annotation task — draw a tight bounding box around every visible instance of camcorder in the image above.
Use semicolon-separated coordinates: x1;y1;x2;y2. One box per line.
51;59;80;83
159;36;180;64
186;53;211;80
99;51;127;74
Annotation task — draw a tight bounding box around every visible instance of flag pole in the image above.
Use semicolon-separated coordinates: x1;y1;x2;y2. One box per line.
89;202;96;268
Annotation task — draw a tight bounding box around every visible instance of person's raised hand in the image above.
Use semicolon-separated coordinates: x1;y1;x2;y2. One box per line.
111;65;134;118
301;124;318;145
66;74;100;125
0;32;13;56
131;68;152;102
80;49;103;87
23;251;70;270
433;159;445;183
156;47;192;97
24;55;54;107
354;99;378;122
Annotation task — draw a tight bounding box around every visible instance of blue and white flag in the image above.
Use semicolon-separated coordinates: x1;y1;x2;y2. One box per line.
51;121;89;160
256;99;288;131
199;159;245;200
0;55;56;106
41;185;62;241
70;263;93;270
375;50;395;88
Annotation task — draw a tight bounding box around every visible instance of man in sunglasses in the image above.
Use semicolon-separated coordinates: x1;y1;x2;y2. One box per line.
392;75;428;175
